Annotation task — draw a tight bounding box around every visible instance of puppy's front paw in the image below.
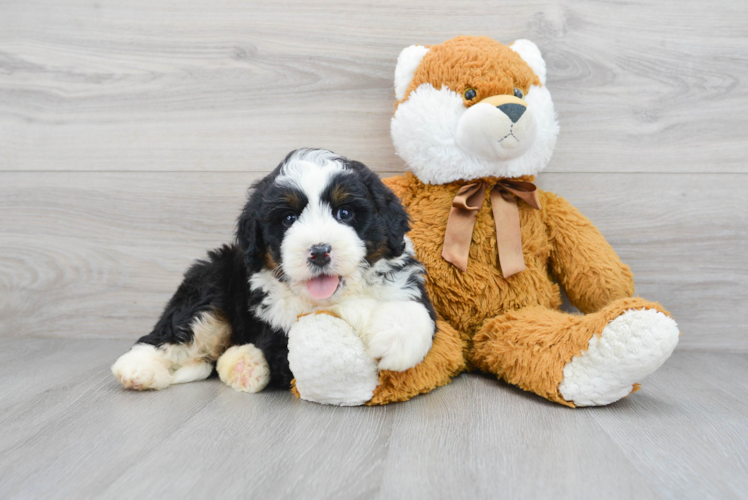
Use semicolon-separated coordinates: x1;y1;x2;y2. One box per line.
216;344;270;393
112;344;172;391
365;301;434;372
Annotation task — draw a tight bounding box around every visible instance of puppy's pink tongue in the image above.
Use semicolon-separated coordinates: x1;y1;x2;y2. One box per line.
306;275;339;300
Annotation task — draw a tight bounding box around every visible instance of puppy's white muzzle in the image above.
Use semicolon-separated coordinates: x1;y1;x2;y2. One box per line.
280;201;366;297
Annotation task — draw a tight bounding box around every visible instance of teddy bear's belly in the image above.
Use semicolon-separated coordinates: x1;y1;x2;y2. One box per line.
409;207;560;336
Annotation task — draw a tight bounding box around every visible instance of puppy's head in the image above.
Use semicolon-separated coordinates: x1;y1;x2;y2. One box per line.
237;149;409;302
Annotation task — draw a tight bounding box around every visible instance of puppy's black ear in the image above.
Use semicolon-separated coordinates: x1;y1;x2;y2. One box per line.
236;179;268;273
349;160;410;258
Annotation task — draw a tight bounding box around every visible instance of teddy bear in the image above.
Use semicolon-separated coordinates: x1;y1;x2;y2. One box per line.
289;35;680;407
287;294;467;406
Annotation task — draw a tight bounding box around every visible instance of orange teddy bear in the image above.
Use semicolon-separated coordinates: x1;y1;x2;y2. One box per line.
291;35;680;407
364;35;680;407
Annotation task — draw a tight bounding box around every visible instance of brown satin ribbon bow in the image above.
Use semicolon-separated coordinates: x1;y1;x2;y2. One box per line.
441;179;541;277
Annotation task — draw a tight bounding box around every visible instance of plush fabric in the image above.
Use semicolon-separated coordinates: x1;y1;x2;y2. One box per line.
367;35;680;407
471;298;671;407
376;173;679;406
397;36;541;109
368;320;467;405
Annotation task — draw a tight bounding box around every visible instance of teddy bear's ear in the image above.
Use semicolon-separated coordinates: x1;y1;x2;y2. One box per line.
394;45;430;101
510;39;546;85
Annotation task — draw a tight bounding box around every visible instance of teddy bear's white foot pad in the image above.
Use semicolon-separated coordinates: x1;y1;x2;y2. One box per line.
112;344;173;391
217;344;270;393
559;309;679;406
288;313;379;406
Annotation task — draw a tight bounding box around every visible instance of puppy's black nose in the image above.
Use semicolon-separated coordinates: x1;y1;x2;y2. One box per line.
497;103;526;123
308;244;331;267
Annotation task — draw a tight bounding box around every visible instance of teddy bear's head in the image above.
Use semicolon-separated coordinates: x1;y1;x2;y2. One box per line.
391;36;559;184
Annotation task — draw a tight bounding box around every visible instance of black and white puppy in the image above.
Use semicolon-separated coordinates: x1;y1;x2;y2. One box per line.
112;149;436;393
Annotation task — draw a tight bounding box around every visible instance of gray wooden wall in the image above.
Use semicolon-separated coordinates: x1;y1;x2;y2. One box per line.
1;0;746;351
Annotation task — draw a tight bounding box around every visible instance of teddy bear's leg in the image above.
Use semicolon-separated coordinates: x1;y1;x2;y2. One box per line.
470;297;680;407
366;319;468;405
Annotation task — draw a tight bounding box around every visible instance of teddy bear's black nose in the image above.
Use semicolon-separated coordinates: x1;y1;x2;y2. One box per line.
497;103;526;123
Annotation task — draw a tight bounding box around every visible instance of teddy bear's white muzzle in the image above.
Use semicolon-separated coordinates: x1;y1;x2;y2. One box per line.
456;101;537;161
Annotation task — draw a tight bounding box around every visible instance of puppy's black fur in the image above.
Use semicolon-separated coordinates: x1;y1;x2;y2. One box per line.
135;149;434;390
137;244;292;388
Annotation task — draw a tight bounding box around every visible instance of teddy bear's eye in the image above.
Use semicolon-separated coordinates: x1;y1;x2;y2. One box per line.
463;88;477;101
513;88;524;99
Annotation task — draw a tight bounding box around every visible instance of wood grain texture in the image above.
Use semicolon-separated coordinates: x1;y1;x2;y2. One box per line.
0;339;133;453
588;353;748;499
1;0;747;173
1;2;746;498
377;375;660;500
1;171;745;350
0;342;746;499
0;338;131;411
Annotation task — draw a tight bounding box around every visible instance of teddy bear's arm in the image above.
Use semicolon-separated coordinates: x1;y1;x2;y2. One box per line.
542;191;635;314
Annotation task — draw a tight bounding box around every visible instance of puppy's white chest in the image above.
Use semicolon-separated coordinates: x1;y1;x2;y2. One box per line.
287;313;379;406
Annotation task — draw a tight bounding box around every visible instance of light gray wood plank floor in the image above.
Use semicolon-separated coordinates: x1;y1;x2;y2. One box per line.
0;339;745;500
2;0;747;498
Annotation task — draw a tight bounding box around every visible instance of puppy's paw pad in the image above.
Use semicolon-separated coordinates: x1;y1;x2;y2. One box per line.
117;368;154;390
111;345;172;391
217;344;270;393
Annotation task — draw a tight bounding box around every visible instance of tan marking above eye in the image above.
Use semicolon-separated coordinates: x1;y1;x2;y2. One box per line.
331;185;349;206
283;192;303;209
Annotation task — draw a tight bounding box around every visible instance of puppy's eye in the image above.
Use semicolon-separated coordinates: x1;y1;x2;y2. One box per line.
335;207;353;222
513;88;524;99
282;213;297;227
463;88;477;101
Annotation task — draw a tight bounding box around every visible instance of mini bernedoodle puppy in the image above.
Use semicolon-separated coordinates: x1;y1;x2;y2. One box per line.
112;149;437;393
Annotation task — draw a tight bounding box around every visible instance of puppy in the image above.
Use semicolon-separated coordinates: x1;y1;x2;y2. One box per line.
112;149;437;393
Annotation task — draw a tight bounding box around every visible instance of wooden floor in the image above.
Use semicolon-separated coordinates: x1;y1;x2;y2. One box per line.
0;338;746;500
2;0;748;498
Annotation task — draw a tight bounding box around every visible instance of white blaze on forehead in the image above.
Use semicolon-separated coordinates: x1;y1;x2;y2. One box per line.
273;149;366;288
275;149;351;203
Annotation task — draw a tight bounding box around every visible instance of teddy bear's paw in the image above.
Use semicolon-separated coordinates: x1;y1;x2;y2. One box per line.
559;308;680;406
365;301;434;372
216;344;270;394
112;344;173;391
288;313;379;406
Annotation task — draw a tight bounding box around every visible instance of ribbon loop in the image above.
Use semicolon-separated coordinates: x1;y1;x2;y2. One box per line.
451;182;486;211
441;183;486;272
441;179;541;277
498;179;541;210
